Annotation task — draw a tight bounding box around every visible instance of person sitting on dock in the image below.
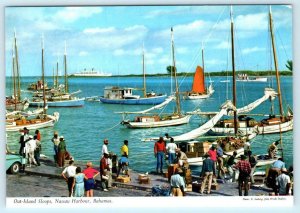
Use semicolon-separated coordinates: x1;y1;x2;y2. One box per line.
200;153;215;194
154;137;166;174
170;168;186;196
117;153;130;177
234;155;251;196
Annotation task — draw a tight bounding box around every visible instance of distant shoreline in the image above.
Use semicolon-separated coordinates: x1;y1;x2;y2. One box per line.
6;70;292;78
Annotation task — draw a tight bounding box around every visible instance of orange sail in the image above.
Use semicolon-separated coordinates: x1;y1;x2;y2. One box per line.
192;66;205;93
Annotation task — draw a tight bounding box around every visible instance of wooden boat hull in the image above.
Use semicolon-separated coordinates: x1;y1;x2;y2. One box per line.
6;101;29;111
99;95;167;105
209;118;293;135
123;115;192;128
6;112;59;132
29;98;85;107
184;93;213;100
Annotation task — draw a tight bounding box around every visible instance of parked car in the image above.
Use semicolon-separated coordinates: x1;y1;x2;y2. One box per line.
6;153;23;174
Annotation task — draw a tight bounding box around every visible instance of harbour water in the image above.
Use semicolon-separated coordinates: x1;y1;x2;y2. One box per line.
6;76;293;174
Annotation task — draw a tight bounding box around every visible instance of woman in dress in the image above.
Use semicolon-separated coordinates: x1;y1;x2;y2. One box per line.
82;161;99;197
72;167;85;197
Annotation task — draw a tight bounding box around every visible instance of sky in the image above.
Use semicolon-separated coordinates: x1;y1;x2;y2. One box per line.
5;5;292;76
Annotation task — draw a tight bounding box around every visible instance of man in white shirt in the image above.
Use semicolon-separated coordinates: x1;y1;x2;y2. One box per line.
276;168;291;195
61;160;77;197
101;139;109;157
25;135;37;167
166;138;177;164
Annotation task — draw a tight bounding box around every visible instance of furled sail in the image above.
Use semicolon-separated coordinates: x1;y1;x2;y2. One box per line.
173;100;236;141
228;88;277;116
192;66;205;93
117;95;175;115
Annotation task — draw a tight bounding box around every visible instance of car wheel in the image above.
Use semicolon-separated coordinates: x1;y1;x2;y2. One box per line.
10;162;21;174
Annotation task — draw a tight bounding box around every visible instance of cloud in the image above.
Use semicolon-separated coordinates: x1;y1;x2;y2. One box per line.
54;7;103;23
215;41;230;49
242;47;265;55
83;27;116;34
79;51;88;56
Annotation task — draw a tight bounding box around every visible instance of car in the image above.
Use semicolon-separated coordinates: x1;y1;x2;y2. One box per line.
6;153;23;174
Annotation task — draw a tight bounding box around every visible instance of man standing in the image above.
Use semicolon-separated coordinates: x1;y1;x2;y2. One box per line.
225;151;237;182
247;151;257;184
166;138;177;164
57;136;66;168
234;155;251;196
19;127;30;156
51;131;60;163
216;144;225;180
200;153;215;194
101;139;109;157
120;140;129;156
170;168;185;196
276;168;291;195
34;135;41;166
100;152;110;192
154;137;166;174
61;160;76;197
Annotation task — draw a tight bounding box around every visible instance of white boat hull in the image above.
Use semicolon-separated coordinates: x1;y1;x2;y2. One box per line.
6;112;60;132
123;115;192;128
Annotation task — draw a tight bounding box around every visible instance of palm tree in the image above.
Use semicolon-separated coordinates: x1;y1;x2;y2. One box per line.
286;60;293;72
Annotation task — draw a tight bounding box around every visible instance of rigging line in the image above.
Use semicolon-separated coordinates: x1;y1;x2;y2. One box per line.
275;24;290;61
100;120;122;134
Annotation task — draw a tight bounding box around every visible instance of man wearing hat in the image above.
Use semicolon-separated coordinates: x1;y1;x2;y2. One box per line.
19;127;30;156
170;167;185;196
51;131;60;163
101;139;109;157
234;155;251;196
200;153;215;194
57;136;66;168
275;168;291;195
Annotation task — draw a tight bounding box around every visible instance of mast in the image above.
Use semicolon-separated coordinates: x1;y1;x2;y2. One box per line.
56;56;59;89
171;27;181;115
41;35;46;114
230;6;238;135
201;42;205;72
64;41;68;93
14;30;21;101
269;6;284;118
142;44;147;97
12;42;17;111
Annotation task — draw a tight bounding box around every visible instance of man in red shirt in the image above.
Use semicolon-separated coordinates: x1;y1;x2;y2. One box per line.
154;137;166;174
234;154;251;196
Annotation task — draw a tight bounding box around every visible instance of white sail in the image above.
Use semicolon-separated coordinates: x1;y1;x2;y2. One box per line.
173;100;236;141
228;88;277;116
117;95;175;114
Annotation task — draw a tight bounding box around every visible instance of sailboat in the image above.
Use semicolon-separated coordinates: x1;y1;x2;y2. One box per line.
209;7;293;135
29;41;85;107
120;28;192;128
184;47;214;100
6;36;59;132
99;46;167;105
6;31;29;112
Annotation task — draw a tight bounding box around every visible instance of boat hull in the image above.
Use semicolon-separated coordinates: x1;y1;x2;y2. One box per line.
184;93;212;100
6;112;60;132
29;98;85;107
6;101;29;111
209;118;293;135
99;95;167;105
124;115;192;128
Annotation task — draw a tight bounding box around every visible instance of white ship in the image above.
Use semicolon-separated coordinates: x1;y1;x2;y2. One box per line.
70;69;112;77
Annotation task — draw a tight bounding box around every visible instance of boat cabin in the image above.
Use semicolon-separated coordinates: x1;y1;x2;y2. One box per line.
103;86;140;100
134;115;160;122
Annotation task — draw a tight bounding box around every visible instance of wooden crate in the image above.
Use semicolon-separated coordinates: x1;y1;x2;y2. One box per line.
211;183;220;191
186;184;192;192
116;176;131;183
139;177;151;184
192;182;202;192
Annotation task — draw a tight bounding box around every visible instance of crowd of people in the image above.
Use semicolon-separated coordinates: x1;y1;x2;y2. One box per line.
16;128;293;197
